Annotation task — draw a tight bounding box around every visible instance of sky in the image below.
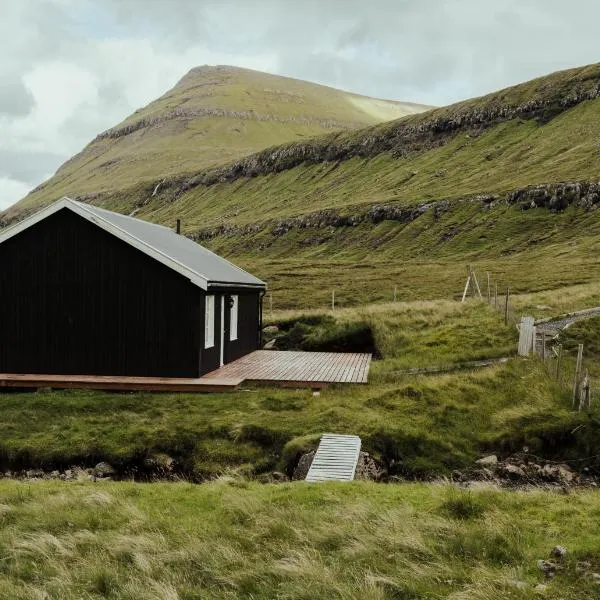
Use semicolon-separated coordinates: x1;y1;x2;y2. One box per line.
1;0;599;210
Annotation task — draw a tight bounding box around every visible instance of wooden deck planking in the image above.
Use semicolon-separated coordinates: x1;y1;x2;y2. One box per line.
204;350;372;387
0;373;242;393
211;351;370;385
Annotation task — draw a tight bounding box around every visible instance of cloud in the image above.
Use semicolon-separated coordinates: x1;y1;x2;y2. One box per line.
0;178;33;210
1;0;600;208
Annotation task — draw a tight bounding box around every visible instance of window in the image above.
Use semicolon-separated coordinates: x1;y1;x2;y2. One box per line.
229;295;238;341
204;295;215;348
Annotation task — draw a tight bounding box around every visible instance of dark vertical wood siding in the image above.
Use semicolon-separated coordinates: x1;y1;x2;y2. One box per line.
0;209;202;377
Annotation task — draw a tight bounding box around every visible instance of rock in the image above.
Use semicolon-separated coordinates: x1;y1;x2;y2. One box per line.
94;462;116;477
270;471;288;482
72;467;89;481
292;451;315;480
263;339;277;349
25;469;44;479
354;452;384;481
475;455;498;466
143;453;175;472
588;573;600;584
537;559;559;578
534;583;548;593
50;470;60;479
263;325;279;334
502;464;526;479
550;545;567;560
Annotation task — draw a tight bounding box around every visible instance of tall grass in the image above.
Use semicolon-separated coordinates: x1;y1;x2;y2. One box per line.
0;480;598;599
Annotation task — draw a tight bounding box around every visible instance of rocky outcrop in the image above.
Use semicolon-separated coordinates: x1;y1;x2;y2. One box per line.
95;107;367;141
507;181;600;211
152;67;600;196
191;196;494;242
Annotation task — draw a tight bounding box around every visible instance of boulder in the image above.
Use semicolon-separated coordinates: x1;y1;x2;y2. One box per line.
475;455;498;466
354;452;384;481
550;545;567;560
143;453;175;472
292;451;315;480
502;464;526;479
94;462;116;477
537;559;558;578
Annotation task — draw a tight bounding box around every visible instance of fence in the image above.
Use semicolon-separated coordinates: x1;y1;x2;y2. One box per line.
518;318;594;411
460;266;519;326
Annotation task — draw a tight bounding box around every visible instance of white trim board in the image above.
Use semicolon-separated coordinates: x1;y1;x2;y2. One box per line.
0;198;266;292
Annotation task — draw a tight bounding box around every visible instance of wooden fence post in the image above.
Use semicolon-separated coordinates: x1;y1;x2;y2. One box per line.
518;316;534;356
579;369;591;411
461;274;471;303
504;288;510;325
555;344;562;380
572;343;584;407
541;331;546;362
393;286;397;303
269;292;273;316
472;269;483;300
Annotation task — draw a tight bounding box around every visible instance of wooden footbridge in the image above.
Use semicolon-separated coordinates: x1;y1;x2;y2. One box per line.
305;434;362;482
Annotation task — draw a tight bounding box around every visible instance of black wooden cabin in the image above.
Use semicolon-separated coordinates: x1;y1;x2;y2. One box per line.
0;198;266;377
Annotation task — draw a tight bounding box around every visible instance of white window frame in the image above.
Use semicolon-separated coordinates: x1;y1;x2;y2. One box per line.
204;295;215;349
229;295;239;341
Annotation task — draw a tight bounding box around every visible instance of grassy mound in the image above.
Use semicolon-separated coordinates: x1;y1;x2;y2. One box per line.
0;480;599;598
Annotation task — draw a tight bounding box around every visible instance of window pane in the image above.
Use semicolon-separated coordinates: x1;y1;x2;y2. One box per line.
204;295;215;348
229;295;238;341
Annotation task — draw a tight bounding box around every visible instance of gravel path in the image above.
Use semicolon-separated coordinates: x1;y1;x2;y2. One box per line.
536;307;600;332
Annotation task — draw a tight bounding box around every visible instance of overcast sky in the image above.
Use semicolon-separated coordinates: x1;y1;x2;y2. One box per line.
1;0;599;209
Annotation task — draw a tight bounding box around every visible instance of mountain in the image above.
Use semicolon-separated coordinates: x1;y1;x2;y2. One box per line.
8;65;431;214
4;62;600;310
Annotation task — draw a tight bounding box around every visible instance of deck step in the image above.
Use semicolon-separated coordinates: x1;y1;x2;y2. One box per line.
306;434;361;482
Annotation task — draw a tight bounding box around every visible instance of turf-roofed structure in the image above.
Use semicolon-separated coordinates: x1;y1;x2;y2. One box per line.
0;198;266;377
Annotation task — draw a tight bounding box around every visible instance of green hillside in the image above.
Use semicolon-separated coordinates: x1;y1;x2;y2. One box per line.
7;65;430;215
3;62;600;309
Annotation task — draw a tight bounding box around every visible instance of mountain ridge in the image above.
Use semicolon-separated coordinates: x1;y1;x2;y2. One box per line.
7;64;431;218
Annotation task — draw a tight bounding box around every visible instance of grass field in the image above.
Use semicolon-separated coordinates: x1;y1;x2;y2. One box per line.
2;299;598;480
0;480;599;599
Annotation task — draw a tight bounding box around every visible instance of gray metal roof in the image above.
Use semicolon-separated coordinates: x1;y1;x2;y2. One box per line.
73;200;266;289
0;198;266;290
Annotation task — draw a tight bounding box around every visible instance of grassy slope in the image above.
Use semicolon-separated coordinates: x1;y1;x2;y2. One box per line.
4;300;599;479
138;98;600;230
13;65;430;213
1;480;600;599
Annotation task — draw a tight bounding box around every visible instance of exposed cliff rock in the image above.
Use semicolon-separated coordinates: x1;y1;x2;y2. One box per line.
191;195;495;242
154;67;600;197
507;181;600;211
95;107;366;141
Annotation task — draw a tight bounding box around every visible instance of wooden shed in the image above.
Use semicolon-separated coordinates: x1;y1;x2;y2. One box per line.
0;197;266;378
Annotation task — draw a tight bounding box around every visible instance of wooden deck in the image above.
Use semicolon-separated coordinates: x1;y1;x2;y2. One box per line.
0;351;371;393
0;373;243;393
204;350;371;388
306;434;362;482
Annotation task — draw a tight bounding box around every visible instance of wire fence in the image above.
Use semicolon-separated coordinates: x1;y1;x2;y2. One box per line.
535;334;595;410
